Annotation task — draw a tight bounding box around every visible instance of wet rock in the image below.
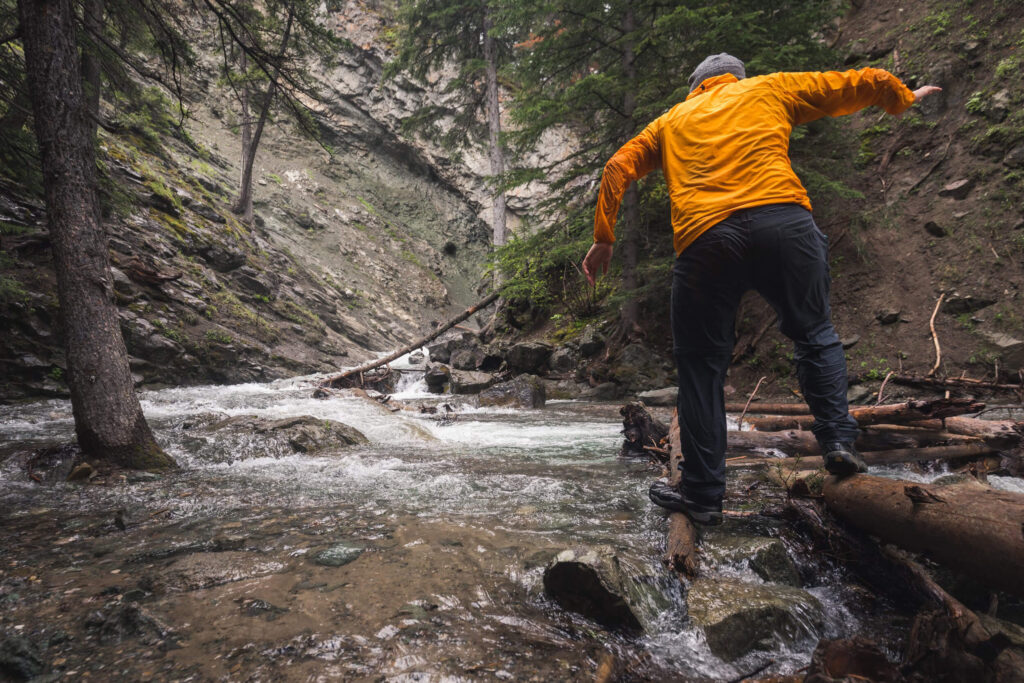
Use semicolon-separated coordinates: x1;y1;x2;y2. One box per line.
315;543;364;567
237;598;289;621
979;331;1024;371
924;221;948;237
85;603;179;647
580;381;623;401
424;364;451;393
201;415;367;454
942;292;997;315
805;636;900;683
875;308;901;325
66;462;95;482
938;178;974;200
704;535;801;586
578;327;606;357
543;547;668;633
163;552;286;591
407;350;425;365
0;634;44;680
450;347;485;370
610;343;670;392
549;346;576;374
637;387;677;407
541;378;585;400
449;370;495;394
478;374;546;409
506;341;553;374
426;340;452;363
687;578;823;662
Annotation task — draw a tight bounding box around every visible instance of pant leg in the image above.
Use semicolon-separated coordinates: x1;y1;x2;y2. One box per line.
748;205;859;444
671;217;749;504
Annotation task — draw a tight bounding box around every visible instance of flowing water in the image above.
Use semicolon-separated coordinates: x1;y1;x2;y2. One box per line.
0;365;906;681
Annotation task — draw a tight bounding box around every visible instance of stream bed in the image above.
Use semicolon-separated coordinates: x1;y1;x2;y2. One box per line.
0;372;910;681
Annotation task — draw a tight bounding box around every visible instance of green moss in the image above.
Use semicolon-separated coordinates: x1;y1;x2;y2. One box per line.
204;329;233;344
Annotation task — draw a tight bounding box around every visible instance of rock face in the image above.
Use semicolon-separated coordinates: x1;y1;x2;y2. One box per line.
686;578;823;662
478;374;546;409
542;547;670;633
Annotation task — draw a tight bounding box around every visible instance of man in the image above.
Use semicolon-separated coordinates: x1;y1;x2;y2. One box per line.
583;54;940;525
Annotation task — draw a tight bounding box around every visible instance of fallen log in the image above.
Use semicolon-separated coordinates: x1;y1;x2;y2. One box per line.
889;373;1024;396
822;474;1024;598
741;398;985;431
907;416;1024;450
725;427;980;457
665;409;698;578
320;292;499;388
724;402;813;415
727;442;997;471
620;402;669;459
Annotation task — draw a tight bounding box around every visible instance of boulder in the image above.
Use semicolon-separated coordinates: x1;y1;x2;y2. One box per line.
875;308;901;325
201;415;367;454
609;343;670;392
424;364;450;393
426;340;452;363
549;346;576;374
703;535;801;586
543;547;670;633
637;387;678;407
450;347;485;371
687;578;823;662
478;374;546;409
314;543;364;567
980;330;1024;371
450;370;496;394
578;327;606;357
942;292;997;315
938;178;974;200
1003;145;1024;169
506;341;553;374
580;381;623;401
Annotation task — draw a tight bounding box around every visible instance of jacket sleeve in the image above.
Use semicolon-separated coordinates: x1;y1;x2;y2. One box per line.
593;120;662;244
772;68;916;125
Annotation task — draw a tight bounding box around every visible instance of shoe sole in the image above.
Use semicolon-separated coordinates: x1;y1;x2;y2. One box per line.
648;488;724;526
824;453;868;476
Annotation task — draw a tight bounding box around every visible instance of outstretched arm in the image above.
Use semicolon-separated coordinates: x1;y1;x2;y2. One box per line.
586;122;661;285
777;68;939;124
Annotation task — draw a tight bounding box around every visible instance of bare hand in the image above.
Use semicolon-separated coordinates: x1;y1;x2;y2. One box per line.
582;242;613;287
912;85;942;103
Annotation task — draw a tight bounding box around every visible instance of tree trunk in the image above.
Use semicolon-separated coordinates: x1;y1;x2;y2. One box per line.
724;426;982;456
741;398;985;431
80;0;103;128
729;443;996;471
482;4;506;249
823;474;1024;598
18;0;173;470
617;3;640;335
236;50;254;223
232;7;294;223
665;409;699;577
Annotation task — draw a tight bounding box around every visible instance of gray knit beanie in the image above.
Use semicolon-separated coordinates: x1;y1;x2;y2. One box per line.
688;53;746;92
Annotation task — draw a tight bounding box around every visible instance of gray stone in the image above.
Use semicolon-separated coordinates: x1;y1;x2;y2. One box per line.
506;341;553;374
199;244;246;272
424;364;450;393
703;535;801;587
450;347;485;370
478;374;546;409
637;387;678;407
314;543;364;567
847;385;873;404
407;351;425;365
610;343;670;392
980;330;1024;370
426;340;452;363
942;292;997;315
578;327;606;357
549;346;576;373
543;546;670;633
581;381;623;401
450;370;495;394
687;578;823;662
205;415;368;453
876;308;901;325
924;221;948;237
938;178;974;200
1003;145;1024;169
840;335;860;350
233;265;277;298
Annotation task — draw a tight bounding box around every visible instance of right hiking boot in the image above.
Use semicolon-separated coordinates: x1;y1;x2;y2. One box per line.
822;441;868;476
648;481;724;526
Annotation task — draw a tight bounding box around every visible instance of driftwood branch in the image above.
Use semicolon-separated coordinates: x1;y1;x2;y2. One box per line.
728;442;996;471
665;409;699;578
740;398;985;431
320;292;498;388
928;292;946;377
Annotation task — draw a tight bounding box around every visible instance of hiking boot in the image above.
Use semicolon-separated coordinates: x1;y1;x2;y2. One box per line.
648;481;723;526
822;441;868;476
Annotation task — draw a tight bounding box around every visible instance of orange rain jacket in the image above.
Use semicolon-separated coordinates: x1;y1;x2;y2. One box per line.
594;68;916;256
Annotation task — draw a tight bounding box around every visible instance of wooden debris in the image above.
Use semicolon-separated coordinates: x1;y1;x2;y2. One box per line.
728;443;996;471
620;401;669;458
740;398;985;431
665;409;699;578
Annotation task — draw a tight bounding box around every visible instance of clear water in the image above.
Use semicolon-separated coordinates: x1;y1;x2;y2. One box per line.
0;370;870;679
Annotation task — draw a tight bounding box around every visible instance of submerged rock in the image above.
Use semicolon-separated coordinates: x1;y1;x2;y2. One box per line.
478;374;546;409
543;547;670;633
195;415;367;455
687;578;822;662
315;543;364;567
805;636;901;683
703;535;801;587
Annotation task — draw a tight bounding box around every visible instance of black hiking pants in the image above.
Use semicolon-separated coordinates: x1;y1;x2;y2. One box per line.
671;203;859;505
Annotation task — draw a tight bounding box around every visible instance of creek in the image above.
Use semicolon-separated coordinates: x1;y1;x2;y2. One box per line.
0;361;909;681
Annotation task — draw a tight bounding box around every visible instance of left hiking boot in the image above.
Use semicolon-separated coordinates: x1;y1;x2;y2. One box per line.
822;441;868;476
648;481;723;526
